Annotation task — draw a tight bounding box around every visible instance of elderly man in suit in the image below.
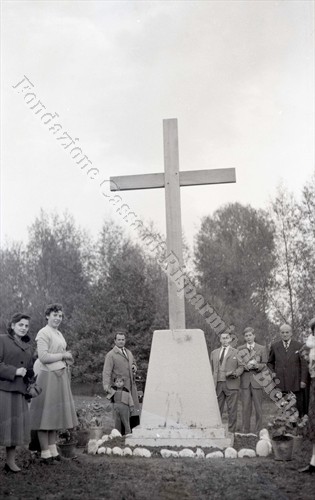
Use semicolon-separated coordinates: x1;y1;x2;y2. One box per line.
238;327;267;434
267;323;308;416
211;332;244;433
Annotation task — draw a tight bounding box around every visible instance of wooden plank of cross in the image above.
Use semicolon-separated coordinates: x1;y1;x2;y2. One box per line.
110;118;236;330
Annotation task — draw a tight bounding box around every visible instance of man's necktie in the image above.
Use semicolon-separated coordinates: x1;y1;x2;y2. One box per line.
219;348;226;365
122;348;128;358
284;341;289;351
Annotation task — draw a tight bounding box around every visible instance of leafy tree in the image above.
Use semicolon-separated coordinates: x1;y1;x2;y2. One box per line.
270;179;315;333
194;202;276;344
66;222;165;384
26;210;91;332
269;187;300;330
296;178;315;329
0;243;29;333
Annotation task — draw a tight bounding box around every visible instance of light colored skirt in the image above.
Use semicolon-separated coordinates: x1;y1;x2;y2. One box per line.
30;368;78;430
0;390;30;446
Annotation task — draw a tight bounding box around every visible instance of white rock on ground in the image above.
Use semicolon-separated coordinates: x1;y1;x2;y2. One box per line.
160;449;172;458
97;447;106;455
112;447;123;456
161;449;180;458
259;428;270;440
178;449;195;458
133;448;151;458
109;429;122;439
169;450;179;458
122;447;133;456
160;449;179;458
256;440;272;457
100;435;109;443
105;447;112;455
224;447;238;458
195;448;205;459
206;451;224;459
87;439;99;455
140;448;151;458
238;448;256;458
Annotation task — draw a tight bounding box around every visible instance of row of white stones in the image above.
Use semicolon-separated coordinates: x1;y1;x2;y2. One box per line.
87;428;272;458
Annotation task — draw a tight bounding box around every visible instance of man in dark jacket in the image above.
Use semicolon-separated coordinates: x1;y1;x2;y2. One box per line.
267;323;308;416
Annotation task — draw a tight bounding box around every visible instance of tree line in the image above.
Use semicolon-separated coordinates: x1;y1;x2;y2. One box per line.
1;178;314;386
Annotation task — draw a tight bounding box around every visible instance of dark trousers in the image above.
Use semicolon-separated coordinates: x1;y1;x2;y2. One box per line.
216;381;239;433
113;402;131;434
281;390;305;417
241;386;263;434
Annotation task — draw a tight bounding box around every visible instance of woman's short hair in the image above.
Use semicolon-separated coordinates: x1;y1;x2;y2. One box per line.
7;312;31;334
45;303;63;318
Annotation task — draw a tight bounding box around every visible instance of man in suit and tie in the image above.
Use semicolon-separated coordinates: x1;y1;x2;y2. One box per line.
267;323;308;416
103;330;140;433
211;332;244;433
238;327;267;434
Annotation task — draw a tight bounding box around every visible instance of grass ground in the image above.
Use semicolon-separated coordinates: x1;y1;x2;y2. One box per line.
0;394;314;499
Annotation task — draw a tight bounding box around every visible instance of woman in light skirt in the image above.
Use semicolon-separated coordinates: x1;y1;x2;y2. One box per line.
30;304;78;463
0;313;34;472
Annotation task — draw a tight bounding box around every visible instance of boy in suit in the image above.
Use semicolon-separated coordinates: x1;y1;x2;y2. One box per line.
211;332;244;433
238;327;267;434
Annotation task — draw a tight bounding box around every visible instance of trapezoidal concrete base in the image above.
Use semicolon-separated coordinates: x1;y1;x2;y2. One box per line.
126;329;232;449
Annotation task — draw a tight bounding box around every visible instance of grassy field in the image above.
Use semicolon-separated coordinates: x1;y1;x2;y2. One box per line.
0;393;313;500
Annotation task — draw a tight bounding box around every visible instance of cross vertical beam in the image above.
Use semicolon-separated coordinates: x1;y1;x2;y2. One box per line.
163;119;185;330
109;118;236;331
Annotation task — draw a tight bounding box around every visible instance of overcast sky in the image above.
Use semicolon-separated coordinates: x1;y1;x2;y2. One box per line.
1;0;314;249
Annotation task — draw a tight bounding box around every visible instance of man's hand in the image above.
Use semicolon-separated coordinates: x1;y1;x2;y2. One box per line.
300;381;306;389
103;385;110;393
248;359;258;370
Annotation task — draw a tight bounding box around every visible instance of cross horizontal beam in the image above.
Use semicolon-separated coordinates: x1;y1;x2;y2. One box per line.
110;168;236;191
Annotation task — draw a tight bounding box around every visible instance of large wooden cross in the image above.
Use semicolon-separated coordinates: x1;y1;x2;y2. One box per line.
110;119;236;330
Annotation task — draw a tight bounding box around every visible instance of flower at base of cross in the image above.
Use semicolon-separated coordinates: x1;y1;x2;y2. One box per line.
268;392;308;439
76;396;108;429
57;429;76;444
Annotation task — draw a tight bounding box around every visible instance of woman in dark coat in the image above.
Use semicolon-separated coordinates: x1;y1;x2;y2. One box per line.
0;313;34;472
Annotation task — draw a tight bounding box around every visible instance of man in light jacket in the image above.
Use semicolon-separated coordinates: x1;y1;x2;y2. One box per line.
102;330;140;433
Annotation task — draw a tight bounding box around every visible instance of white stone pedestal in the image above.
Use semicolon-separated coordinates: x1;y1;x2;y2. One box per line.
126;329;232;449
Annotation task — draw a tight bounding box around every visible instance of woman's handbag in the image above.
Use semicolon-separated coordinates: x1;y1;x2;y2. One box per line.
25;375;42;398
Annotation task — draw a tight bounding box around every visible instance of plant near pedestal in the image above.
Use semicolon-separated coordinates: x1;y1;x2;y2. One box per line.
57;429;77;444
268;393;308;440
76;396;109;429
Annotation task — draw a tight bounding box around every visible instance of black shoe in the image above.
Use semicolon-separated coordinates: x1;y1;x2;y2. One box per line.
298;464;315;474
40;457;57;465
52;455;64;462
4;463;21;473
